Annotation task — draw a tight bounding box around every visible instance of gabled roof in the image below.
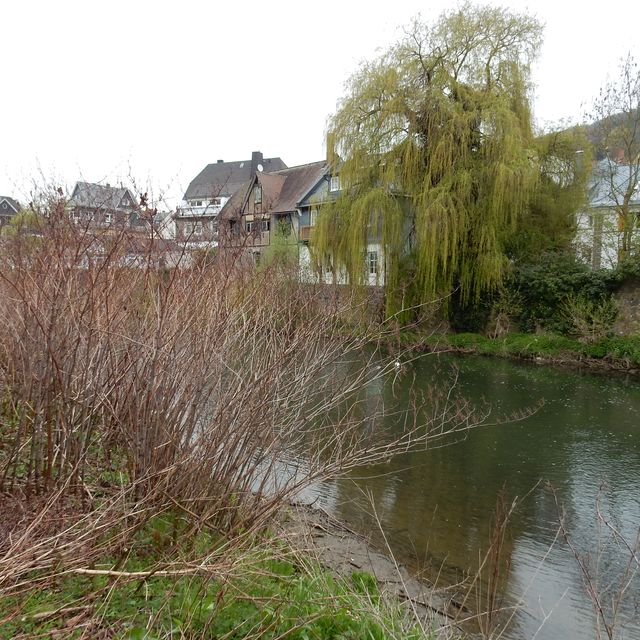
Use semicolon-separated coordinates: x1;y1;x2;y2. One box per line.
589;160;640;208
0;196;21;214
219;161;327;221
69;182;137;211
270;162;327;213
184;156;287;200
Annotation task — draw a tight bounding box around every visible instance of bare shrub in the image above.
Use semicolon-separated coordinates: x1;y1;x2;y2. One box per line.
0;195;481;602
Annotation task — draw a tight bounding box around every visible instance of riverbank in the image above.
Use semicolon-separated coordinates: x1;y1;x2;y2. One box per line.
0;500;460;640
394;330;640;375
279;502;466;630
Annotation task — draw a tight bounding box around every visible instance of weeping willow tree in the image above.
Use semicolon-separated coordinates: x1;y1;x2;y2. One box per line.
313;3;544;315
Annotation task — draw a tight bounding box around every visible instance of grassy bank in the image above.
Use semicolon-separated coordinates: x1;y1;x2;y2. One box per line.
0;513;430;639
397;330;640;372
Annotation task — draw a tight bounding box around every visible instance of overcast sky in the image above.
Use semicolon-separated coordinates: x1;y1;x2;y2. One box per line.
1;0;639;208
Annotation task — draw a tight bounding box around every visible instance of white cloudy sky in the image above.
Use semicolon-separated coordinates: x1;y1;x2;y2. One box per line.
1;0;639;208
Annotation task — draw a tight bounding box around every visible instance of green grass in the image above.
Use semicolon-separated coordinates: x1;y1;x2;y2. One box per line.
0;516;431;640
409;331;640;368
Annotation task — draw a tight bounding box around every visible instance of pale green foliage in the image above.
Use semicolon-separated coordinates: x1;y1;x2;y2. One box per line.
561;294;617;343
0;209;43;237
314;3;543;311
261;219;298;274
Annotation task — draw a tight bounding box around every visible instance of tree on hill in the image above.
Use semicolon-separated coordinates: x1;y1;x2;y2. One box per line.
313;3;545;315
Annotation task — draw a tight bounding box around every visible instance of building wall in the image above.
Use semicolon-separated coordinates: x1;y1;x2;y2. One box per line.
297;242;384;286
575;206;640;269
175;217;217;243
613;278;640;335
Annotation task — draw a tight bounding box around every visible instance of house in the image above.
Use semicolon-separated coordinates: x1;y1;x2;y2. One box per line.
219;161;384;285
176;151;287;246
575;160;640;268
0;196;21;227
67;182;139;228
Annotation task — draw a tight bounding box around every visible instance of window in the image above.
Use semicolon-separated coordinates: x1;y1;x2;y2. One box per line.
367;250;378;276
194;200;203;207
261;219;270;232
254;185;262;204
193;221;203;235
105;212;113;224
310;208;318;226
212;198;221;205
245;220;255;233
184;222;193;236
329;175;341;192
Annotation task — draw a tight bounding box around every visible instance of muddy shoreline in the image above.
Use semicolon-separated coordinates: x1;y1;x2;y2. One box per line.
278;501;475;636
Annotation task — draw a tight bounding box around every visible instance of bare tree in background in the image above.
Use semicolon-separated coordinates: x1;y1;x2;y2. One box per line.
588;54;640;263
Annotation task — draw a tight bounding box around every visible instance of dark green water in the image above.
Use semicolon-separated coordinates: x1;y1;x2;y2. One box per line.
311;353;640;639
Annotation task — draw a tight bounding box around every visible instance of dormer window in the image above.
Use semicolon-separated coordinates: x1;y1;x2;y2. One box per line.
329;176;341;192
254;185;262;205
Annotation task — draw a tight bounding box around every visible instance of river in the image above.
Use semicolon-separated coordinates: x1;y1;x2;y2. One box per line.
309;352;640;639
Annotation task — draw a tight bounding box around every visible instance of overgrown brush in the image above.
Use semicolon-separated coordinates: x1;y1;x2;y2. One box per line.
0;196;479;637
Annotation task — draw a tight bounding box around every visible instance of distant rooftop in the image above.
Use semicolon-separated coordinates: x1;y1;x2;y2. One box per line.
69;182;137;210
184;151;287;200
0;196;21;213
589;160;640;208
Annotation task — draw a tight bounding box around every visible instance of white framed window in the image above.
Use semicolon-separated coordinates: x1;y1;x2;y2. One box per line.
367;250;378;276
212;197;221;206
254;185;262;204
329;176;341;192
261;219;270;232
105;212;113;224
245;220;254;233
193;221;203;235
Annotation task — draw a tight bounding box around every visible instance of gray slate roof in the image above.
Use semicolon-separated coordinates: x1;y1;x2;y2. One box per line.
69;182;137;211
0;196;21;213
184;157;287;200
589;160;640;208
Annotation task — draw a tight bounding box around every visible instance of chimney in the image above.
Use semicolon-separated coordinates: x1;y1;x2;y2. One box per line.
250;150;264;175
217;159;224;163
